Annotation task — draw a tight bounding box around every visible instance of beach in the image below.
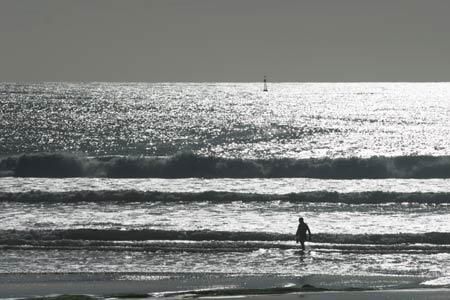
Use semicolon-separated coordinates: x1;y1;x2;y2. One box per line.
1;273;450;299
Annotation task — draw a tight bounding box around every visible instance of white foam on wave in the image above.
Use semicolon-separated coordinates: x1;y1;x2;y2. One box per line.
421;276;450;286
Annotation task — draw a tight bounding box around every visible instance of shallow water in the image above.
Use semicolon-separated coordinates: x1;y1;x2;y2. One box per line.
1;248;448;280
1;201;450;234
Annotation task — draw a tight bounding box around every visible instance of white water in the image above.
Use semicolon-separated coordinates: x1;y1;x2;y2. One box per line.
2;177;450;193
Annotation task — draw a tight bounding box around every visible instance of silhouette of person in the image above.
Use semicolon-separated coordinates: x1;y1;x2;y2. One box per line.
296;217;311;251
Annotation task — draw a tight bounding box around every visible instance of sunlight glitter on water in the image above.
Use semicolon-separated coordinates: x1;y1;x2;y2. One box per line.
2;82;450;158
2;201;450;234
2;177;450;193
1;249;449;280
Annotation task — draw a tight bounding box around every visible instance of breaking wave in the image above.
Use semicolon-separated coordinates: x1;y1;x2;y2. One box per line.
2;190;450;204
3;152;450;179
2;229;450;246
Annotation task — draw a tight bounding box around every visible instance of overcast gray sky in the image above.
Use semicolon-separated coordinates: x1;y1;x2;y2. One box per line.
1;0;450;82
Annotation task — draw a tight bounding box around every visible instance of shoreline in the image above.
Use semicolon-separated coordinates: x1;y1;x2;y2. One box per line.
243;289;450;300
0;273;447;299
2;286;450;300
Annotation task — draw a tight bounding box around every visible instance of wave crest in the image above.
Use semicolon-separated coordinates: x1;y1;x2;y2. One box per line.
2;190;450;204
2;229;450;245
3;153;450;178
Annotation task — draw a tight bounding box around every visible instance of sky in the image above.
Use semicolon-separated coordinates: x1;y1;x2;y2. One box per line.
1;0;450;82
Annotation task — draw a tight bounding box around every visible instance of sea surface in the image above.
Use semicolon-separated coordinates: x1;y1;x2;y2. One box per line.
1;82;450;296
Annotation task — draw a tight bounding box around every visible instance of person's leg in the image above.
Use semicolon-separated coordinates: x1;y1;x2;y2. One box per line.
300;240;305;251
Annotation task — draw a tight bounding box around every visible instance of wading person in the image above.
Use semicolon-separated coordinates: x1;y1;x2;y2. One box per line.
296;217;312;251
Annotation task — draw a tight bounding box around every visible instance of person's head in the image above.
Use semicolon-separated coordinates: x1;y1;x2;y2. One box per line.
299;217;304;223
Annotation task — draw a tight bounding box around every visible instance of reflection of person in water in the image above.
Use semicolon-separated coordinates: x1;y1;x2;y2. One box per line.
296;217;312;251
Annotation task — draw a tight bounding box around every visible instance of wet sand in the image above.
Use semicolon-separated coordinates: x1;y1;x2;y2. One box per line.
2;282;450;300
1;273;449;299
242;289;450;300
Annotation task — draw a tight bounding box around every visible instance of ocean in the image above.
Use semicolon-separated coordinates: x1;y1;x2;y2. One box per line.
1;82;450;297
